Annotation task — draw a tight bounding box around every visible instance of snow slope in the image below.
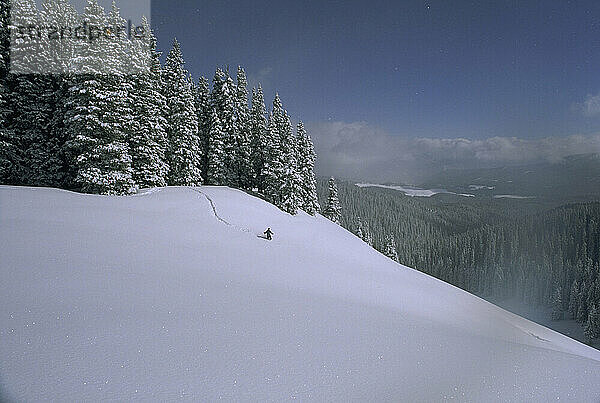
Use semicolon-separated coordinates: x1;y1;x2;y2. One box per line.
1;185;600;402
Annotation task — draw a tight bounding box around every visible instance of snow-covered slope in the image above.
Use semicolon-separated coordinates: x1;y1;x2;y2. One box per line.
1;185;600;402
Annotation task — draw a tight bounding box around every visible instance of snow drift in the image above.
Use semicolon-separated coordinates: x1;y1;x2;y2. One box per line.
1;185;599;401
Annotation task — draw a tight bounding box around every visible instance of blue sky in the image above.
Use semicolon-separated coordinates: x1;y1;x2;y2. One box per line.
152;0;600;179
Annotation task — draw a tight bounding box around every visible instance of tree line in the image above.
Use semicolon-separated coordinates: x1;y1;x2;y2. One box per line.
0;0;319;215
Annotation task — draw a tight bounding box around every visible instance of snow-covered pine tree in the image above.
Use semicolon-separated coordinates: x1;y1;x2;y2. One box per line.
63;0;135;195
162;39;201;186
9;0;45;73
41;0;80;74
128;17;168;188
295;121;320;215
37;0;83;188
362;221;374;246
0;0;22;186
232;66;252;189
356;217;365;239
323;177;342;224
3;0;63;186
0;0;9;80
259;94;301;213
205;107;227;185
195;75;211;179
261;108;284;205
107;0;141;147
223;71;238;186
249;85;268;190
278;110;301;214
354;215;373;245
590;278;600;312
584;304;600;343
384;235;399;262
210;67;236;185
0;0;16;183
568;280;580;319
0;76;18;184
14;73;63;186
551;285;563;321
577;286;588;323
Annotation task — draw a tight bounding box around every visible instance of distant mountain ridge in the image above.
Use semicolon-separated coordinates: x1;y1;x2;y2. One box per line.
421;153;600;201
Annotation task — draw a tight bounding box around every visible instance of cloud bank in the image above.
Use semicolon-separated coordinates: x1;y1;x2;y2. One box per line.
307;121;600;182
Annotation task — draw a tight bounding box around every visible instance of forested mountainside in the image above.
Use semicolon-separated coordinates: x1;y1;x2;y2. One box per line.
318;178;600;342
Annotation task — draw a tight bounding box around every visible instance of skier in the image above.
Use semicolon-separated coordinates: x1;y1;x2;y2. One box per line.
264;227;273;240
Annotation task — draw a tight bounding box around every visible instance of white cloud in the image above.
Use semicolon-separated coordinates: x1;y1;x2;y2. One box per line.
307;120;600;182
574;93;600;117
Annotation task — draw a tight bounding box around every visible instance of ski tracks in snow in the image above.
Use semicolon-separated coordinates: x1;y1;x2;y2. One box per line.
189;188;231;226
189;188;254;236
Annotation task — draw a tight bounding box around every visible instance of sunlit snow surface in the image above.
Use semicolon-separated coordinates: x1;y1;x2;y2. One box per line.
1;186;600;401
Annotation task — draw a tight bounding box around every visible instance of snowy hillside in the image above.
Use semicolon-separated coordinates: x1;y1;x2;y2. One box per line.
1;185;600;402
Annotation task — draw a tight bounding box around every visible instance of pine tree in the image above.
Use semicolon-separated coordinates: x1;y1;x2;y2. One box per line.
162;39;201;186
63;71;136;195
587;275;600;309
8;0;45;74
0;0;10;183
105;1;140;178
232;66;252;189
296;121;320;215
249;85;268;190
568;280;580;319
210;68;236;185
0;0;10;81
584;304;600;343
362;221;374;246
3;0;65;186
128;17;168;188
195;76;211;179
323;177;342;224
205;108;227;185
356;217;365;239
278;110;301;214
261;99;285;207
41;0;80;74
354;216;373;246
15;74;63;186
63;0;135;195
577;288;588;323
384;235;399;262
591;277;600;308
551;285;563;321
0;78;18;184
